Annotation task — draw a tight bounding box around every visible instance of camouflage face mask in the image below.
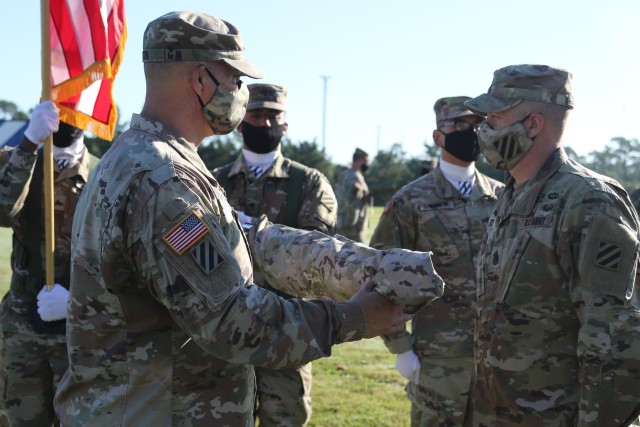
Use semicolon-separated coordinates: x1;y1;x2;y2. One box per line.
198;68;249;135
477;114;533;170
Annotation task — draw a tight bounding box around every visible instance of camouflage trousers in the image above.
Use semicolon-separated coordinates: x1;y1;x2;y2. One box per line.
407;356;474;427
255;363;312;427
0;330;67;427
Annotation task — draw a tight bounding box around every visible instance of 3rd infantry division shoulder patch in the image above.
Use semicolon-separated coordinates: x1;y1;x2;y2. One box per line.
595;240;621;270
163;211;209;255
191;240;224;274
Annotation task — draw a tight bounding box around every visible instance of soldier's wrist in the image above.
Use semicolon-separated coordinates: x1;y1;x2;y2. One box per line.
332;300;365;344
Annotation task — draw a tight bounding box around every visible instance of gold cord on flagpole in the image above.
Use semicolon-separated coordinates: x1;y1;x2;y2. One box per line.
41;0;55;290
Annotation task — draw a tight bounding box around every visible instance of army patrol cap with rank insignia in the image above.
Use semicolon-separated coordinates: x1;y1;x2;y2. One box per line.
142;11;264;79
247;84;288;111
465;64;573;115
433;96;478;126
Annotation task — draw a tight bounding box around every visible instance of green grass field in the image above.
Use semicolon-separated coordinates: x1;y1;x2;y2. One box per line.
0;207;411;426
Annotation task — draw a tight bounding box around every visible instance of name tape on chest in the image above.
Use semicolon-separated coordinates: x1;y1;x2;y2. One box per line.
163;211;209;255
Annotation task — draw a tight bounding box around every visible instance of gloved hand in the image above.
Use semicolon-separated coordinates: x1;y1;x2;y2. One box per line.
395;350;420;383
24;100;60;146
236;210;254;231
36;283;69;321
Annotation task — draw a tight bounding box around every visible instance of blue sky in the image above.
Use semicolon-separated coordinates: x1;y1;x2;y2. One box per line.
1;1;638;165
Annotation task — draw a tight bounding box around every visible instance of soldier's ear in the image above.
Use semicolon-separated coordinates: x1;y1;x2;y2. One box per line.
527;112;544;139
282;122;288;135
432;129;445;149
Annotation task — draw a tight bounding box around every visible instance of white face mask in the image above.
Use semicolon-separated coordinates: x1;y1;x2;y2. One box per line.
53;136;85;170
197;68;249;135
477;113;534;170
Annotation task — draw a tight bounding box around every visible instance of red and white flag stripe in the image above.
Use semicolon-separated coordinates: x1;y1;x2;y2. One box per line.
50;0;126;141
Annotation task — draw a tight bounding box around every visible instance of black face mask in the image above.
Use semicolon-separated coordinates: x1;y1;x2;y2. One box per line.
53;121;84;148
241;121;285;154
443;127;481;162
360;164;369;173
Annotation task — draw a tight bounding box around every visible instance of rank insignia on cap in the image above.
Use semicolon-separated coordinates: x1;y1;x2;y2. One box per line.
191;240;224;274
595;240;621;270
163;211;209;255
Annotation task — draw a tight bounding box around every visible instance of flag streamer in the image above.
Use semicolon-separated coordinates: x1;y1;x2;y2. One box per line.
50;0;127;141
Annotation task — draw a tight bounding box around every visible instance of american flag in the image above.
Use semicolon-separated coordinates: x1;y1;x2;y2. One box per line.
163;212;209;255
50;0;127;141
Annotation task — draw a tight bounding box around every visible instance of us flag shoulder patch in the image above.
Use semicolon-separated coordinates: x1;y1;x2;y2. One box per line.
595;240;622;270
191;241;224;274
163;211;209;255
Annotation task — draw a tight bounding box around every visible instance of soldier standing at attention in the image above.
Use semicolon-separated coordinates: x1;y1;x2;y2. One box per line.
466;64;640;426
213;83;336;427
53;11;409;426
336;148;370;242
369;97;504;426
0;100;98;426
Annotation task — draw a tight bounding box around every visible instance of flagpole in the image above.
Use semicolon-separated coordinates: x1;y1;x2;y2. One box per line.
41;0;55;290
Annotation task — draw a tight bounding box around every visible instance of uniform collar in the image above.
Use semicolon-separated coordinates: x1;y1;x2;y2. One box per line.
501;147;568;217
129;113;214;180
56;147;91;182
432;167;499;201
228;152;293;179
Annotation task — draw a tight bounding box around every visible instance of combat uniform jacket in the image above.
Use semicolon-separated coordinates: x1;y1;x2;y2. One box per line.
335;167;369;241
54;114;365;427
474;148;640;426
371;167;503;357
213;153;337;287
0;145;94;337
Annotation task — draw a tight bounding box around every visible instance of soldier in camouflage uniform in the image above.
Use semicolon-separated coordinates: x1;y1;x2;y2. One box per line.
0;101;98;426
53;12;411;426
465;64;640;426
369;97;504;427
212;84;337;427
335;148;370;242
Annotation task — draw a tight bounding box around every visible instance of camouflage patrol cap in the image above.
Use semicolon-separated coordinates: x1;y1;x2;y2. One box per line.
465;64;573;115
433;96;478;125
142;11;264;78
247;84;287;111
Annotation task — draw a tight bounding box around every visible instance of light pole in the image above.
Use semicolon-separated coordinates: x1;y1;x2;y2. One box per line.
320;75;330;151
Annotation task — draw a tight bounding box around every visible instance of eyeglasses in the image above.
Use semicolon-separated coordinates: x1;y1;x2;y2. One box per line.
438;120;481;132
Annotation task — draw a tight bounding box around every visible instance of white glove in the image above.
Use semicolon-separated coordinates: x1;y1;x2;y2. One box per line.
36;283;69;321
395;350;420;383
24;100;60;146
236;210;254;230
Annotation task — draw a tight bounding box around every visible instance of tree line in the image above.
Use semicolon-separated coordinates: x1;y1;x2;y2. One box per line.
2;100;638;206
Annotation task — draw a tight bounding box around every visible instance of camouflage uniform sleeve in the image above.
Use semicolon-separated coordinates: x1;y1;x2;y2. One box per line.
250;216;444;314
0;146;37;225
135;176;365;369
297;169;337;234
559;188;640;425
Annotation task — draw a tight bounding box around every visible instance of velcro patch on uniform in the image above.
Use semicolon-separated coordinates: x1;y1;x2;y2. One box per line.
163;211;209;255
595;241;622;270
191;240;224;274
